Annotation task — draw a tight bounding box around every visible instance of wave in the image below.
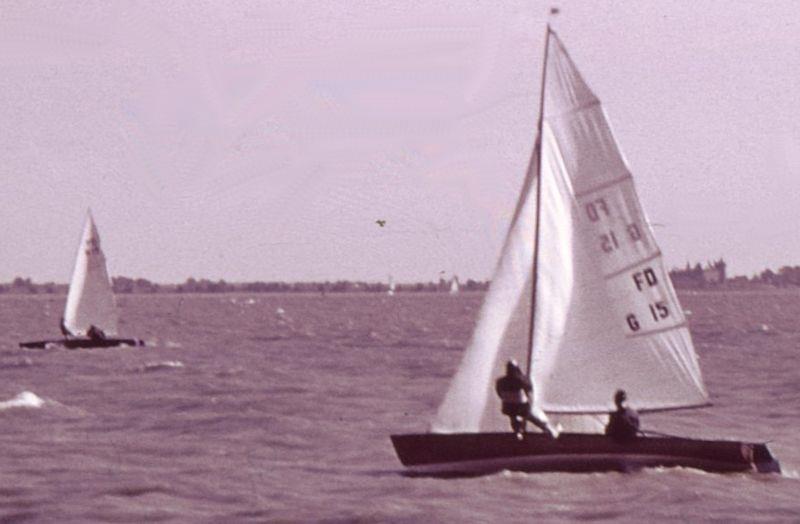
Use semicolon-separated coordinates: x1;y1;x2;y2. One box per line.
102;484;174;498
134;360;185;373
0;391;45;410
0;357;35;369
747;323;777;335
140;339;182;348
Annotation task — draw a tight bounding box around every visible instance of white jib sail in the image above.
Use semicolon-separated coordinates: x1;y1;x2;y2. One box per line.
432;151;539;433
433;29;707;434
63;211;119;336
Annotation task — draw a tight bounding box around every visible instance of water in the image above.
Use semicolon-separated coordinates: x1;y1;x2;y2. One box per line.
0;291;797;522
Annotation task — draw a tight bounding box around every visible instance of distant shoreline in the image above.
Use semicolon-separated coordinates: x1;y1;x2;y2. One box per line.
0;277;489;295
3;287;798;299
2;273;799;295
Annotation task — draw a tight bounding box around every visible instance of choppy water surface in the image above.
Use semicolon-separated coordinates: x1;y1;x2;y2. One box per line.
0;291;798;522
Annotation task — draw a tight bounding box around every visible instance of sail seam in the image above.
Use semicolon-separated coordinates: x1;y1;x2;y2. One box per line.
624;321;689;339
603;251;663;279
545;99;601;121
574;173;632;199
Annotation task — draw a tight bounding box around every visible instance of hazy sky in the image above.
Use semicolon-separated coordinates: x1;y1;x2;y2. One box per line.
2;1;799;283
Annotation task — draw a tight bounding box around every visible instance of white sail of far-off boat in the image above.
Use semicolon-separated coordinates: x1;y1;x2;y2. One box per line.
20;210;144;349
391;27;779;475
449;276;459;295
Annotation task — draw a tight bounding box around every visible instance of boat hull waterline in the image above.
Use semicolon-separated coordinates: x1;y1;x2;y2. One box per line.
391;432;780;476
19;338;145;350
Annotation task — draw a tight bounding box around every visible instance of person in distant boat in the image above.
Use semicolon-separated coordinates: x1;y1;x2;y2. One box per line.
59;317;73;338
495;360;558;439
86;325;106;342
605;389;640;441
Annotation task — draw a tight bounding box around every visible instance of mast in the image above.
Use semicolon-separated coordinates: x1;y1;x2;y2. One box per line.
525;25;551;375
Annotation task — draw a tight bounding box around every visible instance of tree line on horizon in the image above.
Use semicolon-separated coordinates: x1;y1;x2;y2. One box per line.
0;276;489;295
5;266;800;295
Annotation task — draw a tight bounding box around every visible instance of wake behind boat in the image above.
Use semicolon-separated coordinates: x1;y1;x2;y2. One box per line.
19;210;144;350
390;27;779;476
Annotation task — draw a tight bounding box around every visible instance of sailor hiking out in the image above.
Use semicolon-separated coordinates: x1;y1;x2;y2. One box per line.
495;360;559;439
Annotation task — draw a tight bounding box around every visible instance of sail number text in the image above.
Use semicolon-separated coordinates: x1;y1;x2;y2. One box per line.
586;198;643;253
625;267;671;332
585;198;610;222
626;301;670;332
600;224;642;253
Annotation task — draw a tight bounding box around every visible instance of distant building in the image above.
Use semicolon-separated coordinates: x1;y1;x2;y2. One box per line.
669;259;726;289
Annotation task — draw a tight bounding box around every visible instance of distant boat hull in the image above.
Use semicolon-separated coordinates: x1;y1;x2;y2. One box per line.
19;337;145;350
390;432;780;476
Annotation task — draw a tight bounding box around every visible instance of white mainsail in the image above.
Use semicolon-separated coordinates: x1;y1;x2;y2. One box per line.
63;211;119;336
433;29;708;434
388;276;396;296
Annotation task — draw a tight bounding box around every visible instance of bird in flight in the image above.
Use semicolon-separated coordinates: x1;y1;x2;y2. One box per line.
375;219;386;227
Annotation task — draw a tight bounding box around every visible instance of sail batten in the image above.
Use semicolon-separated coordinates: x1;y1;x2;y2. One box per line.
63;211;119;337
624;322;689;339
573;173;633;199
433;29;707;434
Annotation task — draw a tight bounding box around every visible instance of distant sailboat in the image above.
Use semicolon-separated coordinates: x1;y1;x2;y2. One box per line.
387;276;396;296
20;211;144;349
391;27;779;475
449;276;459;295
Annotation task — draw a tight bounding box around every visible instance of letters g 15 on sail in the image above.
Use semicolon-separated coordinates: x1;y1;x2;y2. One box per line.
390;27;780;476
19;210;145;350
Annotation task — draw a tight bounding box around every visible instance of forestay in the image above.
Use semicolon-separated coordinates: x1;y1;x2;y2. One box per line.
63;211;119;336
433;29;707;434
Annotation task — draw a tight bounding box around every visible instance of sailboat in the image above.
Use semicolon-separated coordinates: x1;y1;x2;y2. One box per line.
391;27;779;475
449;275;460;295
387;276;396;296
20;211;145;349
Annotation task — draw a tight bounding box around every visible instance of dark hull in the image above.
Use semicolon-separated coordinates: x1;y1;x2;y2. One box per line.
391;432;780;476
19;338;145;349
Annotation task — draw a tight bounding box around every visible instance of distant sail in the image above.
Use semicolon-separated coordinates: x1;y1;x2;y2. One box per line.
63;211;119;336
387;276;396;296
433;30;707;434
449;276;460;294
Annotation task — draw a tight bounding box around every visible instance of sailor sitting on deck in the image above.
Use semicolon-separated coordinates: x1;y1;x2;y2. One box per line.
86;325;106;342
605;389;640;441
495;360;559;439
